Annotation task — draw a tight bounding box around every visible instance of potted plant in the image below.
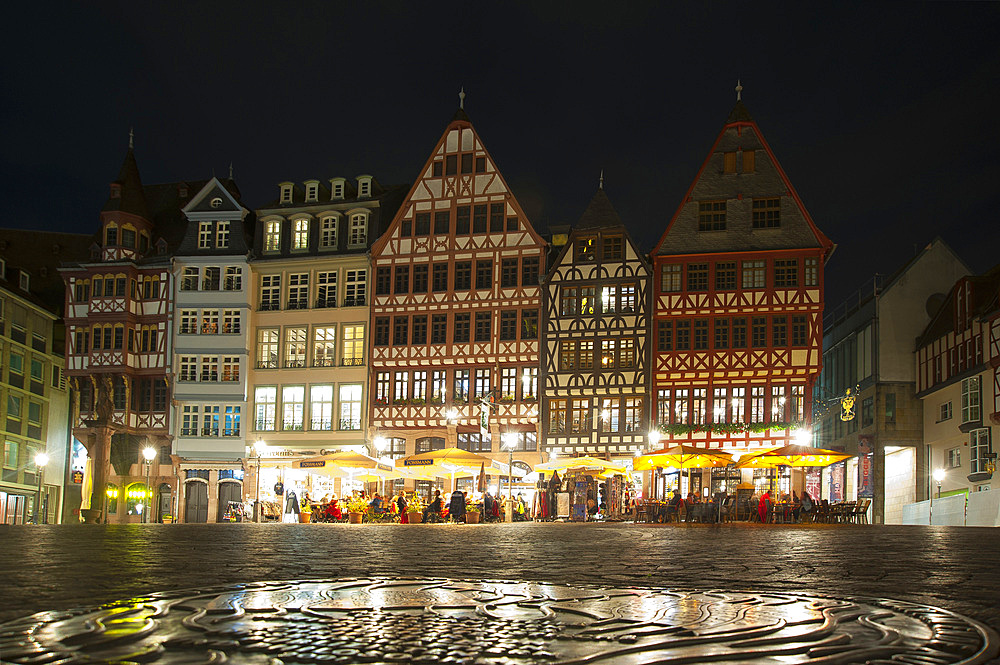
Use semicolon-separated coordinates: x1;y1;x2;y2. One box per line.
346;495;368;523
299;499;312;524
407;494;424;524
465;499;481;524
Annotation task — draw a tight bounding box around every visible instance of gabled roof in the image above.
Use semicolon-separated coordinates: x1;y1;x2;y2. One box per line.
545;188;651;280
653;100;834;259
371;105;546;257
174;178;252;257
915;263;1000;348
102;146;150;220
576;188;625;230
183;177;244;215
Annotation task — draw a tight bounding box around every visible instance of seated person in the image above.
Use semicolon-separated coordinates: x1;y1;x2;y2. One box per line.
665;490;683;521
422;490;443;522
369;493;384;514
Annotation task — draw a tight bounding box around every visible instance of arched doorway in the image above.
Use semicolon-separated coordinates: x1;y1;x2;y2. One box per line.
157;483;172;523
184;481;208;523
217;482;242;522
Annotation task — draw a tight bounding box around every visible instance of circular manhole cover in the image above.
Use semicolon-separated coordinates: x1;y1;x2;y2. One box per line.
0;578;995;664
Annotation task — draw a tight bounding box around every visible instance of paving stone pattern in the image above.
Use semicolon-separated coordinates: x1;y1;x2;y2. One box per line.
1;523;998;659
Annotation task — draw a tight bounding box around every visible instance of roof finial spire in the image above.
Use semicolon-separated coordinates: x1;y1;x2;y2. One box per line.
599;169;604;190
128;126;134;150
229;162;234;179
459;86;466;110
735;79;743;102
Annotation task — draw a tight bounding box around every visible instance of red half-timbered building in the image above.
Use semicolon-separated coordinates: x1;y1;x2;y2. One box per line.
369;101;548;486
61;142;210;522
651;97;834;472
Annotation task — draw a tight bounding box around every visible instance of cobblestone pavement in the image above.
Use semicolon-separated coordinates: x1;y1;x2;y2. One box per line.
1;522;998;655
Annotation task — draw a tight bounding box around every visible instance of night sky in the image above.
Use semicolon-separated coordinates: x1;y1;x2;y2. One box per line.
3;2;998;305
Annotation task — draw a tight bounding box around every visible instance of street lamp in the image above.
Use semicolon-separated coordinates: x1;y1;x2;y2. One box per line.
142;447;156;523
933;468;945;499
33;452;49;524
647;429;661;449
502;432;517;521
252;441;268;522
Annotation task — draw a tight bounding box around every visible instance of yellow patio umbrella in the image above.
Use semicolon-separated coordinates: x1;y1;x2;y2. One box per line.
735;444;852;468
397;447;495;493
633;445;734;471
536;456;626;473
296;451;394;493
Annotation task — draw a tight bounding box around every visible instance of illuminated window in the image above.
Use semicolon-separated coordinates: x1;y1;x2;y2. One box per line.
520;367;538;401
313;326;337;367
310;385;334;430
576;237;596;261
254;387;276;430
281;386;305;431
320;216;338;248
264;220;281;252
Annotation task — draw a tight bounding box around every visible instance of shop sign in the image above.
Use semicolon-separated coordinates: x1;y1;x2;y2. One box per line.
512;461;532;473
376;463;393;472
71;470;84;484
858;435;874;498
299;461;326;469
404;459;434;466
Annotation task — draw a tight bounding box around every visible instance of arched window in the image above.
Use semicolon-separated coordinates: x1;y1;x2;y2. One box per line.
126;482;149;516
106;483;119;514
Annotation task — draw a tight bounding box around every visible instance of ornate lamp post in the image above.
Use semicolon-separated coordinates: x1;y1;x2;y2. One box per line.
142;447;157;523
502;432;517;521
251;442;268;522
33;452;49;524
933;468;945;499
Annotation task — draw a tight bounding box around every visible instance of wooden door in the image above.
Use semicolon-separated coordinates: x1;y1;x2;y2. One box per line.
184;482;208;523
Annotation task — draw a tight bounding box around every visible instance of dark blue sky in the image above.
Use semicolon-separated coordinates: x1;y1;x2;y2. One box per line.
2;2;998;305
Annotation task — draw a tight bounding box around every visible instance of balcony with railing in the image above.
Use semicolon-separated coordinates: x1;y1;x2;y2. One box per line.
310;418;333;431
339;417;361;431
343;296;366;307
341;357;364;367
285;359;306;369
315;297;337;309
286;299;309;311
259;302;280;312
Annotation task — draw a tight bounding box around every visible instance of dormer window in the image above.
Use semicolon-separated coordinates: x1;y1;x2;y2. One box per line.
121;227;136;249
110;183;121;199
19;272;29;292
264;220;281;252
0;258;5;278
305;181;319;202
349;212;368;247
199;222;212;249
105;225;118;247
156;238;168;255
357;176;372;198
292;218;309;251
216;221;230;249
139;233;149;253
279;183;293;204
330;178;345;200
320;216;338;249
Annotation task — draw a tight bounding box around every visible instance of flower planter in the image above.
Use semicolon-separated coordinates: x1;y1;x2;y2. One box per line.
348;512;363;524
407;511;422;524
299;513;312;524
465;512;480;524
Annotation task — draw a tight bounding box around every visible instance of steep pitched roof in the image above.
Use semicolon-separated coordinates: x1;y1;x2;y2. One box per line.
576;188;625;230
102;146;150;220
653;100;834;258
371;105;546;256
915;263;1000;348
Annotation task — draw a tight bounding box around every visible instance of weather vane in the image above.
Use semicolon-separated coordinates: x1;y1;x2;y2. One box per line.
459;86;465;110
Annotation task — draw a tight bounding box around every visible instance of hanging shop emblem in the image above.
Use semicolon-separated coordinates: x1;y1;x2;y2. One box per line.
840;387;857;422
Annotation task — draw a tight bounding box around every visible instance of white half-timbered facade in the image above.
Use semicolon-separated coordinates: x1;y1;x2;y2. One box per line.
651;99;834;453
369;103;548;477
541;188;652;457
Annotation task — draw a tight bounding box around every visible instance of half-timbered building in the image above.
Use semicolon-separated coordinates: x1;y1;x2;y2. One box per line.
369;100;548;487
651;95;834;494
541;187;652;459
172;177;252;523
916;264;1000;498
61;140;203;523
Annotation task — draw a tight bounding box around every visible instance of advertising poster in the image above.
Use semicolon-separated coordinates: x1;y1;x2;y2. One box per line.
858;435;874;499
572;480;588;521
805;469;822;500
830;462;845;502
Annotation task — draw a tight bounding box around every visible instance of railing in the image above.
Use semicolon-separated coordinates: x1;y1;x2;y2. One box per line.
178;372;197;382
201;324;218;334
222;324;241;334
256;360;278;369
343;297;365;307
179;325;197;334
223;428;240;437
310;419;333;431
200;373;218;382
202;280;220;291
823;275;883;330
286;299;309;310
259;303;280;312
313;358;336;367
341;357;364;366
282;422;304;431
201;428;219;437
340;418;361;430
285;360;306;369
315;298;337;309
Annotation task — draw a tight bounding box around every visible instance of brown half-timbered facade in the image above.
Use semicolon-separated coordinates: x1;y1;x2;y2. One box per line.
369;104;548;479
541;188;652;458
651;99;834;453
60;143;207;522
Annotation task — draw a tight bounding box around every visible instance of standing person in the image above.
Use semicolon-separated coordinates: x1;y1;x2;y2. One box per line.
396;490;409;524
758;490;771;523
